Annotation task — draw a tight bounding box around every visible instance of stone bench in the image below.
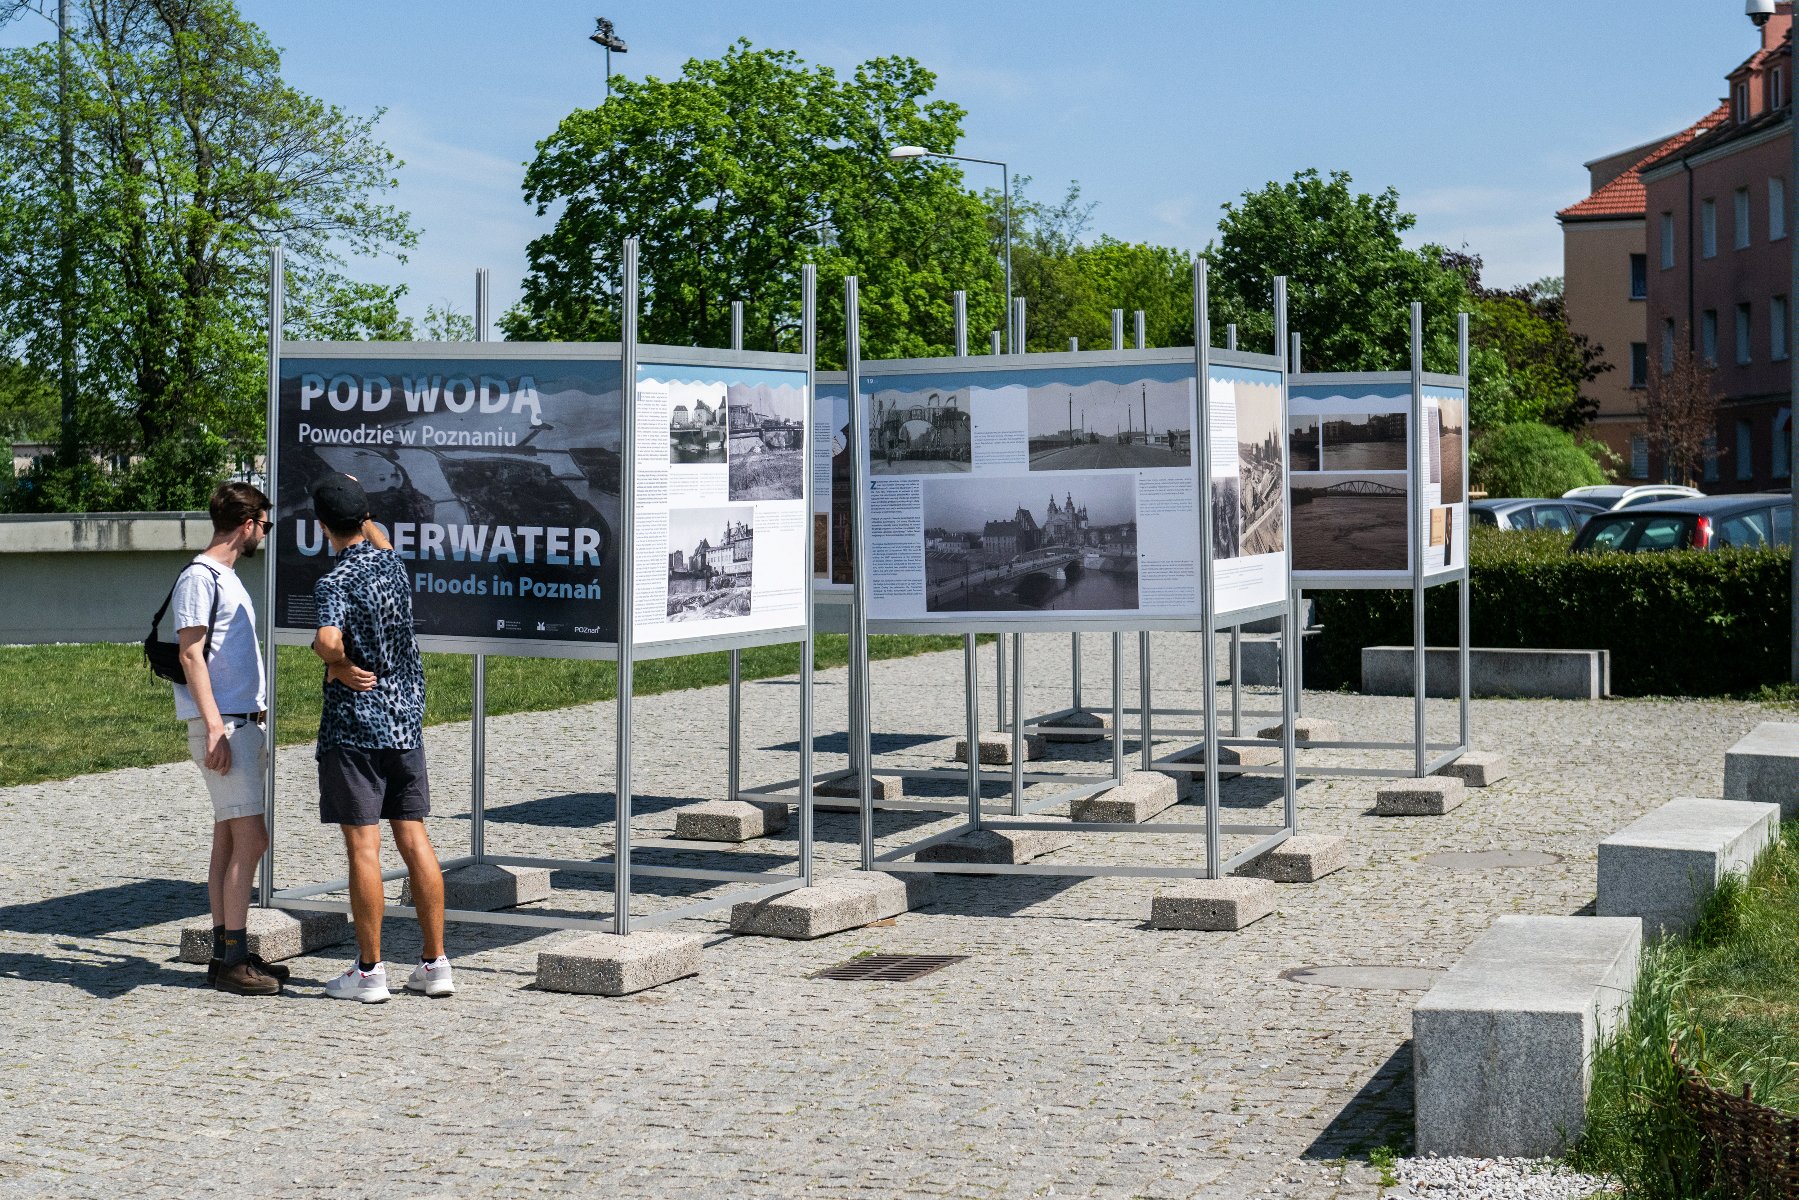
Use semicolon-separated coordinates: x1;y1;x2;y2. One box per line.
1597;797;1781;937
1413;914;1642;1157
1361;646;1610;700
1723;722;1799;820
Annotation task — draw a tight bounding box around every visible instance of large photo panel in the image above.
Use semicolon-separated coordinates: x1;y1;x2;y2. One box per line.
860;359;1203;628
276;352;623;651
1289;381;1413;583
1422;384;1468;574
810;376;853;590
1209;364;1289;618
632;361;810;649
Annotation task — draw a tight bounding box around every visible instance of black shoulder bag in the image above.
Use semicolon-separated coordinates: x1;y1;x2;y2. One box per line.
144;562;222;685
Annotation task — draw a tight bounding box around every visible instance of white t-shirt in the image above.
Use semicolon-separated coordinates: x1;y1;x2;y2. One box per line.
170;555;267;721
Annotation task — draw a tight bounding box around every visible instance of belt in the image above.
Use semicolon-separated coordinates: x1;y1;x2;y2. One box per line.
221;712;266;724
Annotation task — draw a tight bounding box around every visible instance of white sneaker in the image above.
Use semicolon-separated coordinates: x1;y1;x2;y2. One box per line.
324;962;390;1003
405;956;455;998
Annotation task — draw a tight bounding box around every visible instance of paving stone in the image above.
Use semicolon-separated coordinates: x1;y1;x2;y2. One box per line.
535;930;702;996
1037;709;1109;744
1149;878;1278;930
1437;751;1510;787
400;862;553;910
1374;776;1468;816
671;800;789;842
914;827;1073;864
1069;771;1178;823
728;872;933;939
953;731;1045;765
1235;834;1349;883
1256;717;1341;743
178;906;351;965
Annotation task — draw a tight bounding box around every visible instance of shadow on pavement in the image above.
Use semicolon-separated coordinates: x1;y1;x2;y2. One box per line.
1302;1039;1415;1160
0;878;207;937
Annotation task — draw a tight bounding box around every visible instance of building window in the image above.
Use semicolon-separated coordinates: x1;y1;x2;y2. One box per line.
1735;188;1752;249
1736;81;1750;122
1704;434;1720;482
1662;318;1677;371
1737;302;1753;364
1630;435;1650;479
1776;408;1792;479
1702;199;1718;258
1661;212;1677;268
1776;295;1791;361
1774;68;1786;111
1737;419;1755;481
1630;342;1648;387
1702;309;1719;363
1629;254;1647;299
1774;177;1788;241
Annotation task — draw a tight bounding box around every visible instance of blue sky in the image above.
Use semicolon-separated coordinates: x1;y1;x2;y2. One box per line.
3;2;1762;328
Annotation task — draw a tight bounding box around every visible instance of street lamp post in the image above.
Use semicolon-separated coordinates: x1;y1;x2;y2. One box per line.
888;146;1012;353
589;17;628;102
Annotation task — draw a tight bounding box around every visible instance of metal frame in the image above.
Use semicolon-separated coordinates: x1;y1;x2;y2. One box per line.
258;242;821;935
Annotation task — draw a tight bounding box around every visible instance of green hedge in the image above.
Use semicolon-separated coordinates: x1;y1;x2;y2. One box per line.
1308;528;1792;696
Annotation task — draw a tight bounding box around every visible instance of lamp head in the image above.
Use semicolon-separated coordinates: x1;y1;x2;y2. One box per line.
1748;0;1776;28
887;145;931;160
590;17;628;51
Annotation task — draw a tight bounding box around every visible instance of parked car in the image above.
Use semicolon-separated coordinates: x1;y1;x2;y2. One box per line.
1562;483;1705;510
1567;494;1793;554
1470;497;1608;533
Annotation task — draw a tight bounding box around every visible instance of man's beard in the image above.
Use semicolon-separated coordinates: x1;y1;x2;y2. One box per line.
240;539;258;560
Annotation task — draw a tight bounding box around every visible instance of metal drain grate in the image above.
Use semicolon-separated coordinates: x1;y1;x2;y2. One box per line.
813;953;967;982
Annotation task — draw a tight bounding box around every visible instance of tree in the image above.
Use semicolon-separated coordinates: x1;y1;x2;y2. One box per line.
0;0;414;511
504;41;1005;365
1471;420;1606;497
1644;344;1720;487
1450;258;1609;432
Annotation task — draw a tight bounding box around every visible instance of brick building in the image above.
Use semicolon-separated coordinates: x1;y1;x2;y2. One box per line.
1560;5;1794;489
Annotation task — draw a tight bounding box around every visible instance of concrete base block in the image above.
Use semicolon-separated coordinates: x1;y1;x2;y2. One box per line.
916;828;1073;865
1723;722;1799;820
672;800;789;842
1069;771;1179;824
1038;709;1109;744
1598;796;1782;937
1256;717;1341;744
1413;915;1642;1157
812;773;905;810
1437;751;1509;787
535;930;702;996
1171;743;1284;775
402;863;553;911
179;906;352;965
1235;834;1349;883
729;872;933;940
954;732;1046;765
1375;777;1467;816
1363;645;1610;700
1149;878;1278;931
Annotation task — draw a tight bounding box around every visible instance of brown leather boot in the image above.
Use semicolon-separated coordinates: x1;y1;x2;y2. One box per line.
213;959;280;996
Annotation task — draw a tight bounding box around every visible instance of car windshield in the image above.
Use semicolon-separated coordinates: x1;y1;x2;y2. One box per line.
1634;516;1687;551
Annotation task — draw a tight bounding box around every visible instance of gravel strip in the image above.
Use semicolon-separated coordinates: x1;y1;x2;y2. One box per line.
1393;1156;1619;1199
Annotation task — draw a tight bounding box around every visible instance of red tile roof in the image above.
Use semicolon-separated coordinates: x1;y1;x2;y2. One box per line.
1557;104;1731;222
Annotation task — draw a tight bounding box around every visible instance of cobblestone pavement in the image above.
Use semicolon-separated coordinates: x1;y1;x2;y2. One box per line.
0;632;1774;1198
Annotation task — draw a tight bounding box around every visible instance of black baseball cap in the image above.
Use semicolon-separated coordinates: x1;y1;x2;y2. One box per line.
312;473;370;529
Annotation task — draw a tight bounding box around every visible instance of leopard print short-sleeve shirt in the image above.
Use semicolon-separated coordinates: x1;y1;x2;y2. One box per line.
313;542;426;754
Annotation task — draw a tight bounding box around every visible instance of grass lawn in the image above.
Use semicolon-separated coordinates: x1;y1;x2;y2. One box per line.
0;633;970;789
1575;820;1799;1198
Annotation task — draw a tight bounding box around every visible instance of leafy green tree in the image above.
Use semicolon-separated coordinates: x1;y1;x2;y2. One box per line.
1471;420;1606;497
504;41;1005;365
0;0;414;511
0;356;56;443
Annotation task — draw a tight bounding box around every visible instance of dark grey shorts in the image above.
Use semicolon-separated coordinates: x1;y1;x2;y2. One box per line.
318;745;431;826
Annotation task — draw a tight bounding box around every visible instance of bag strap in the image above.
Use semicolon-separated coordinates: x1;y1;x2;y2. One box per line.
150;561;223;661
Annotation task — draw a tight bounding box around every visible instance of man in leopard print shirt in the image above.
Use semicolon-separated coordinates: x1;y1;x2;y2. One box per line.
309;473;453;1004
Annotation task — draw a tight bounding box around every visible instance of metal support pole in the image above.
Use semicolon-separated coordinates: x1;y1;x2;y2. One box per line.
1291;333;1302;375
1194;261;1220;879
1458;311;1472;750
1229;627;1242;737
1226;323;1238;352
799;268;817;883
964;634;982;830
1068;336;1078;352
1410;302;1427;779
1138;630;1152;771
1274;274;1295;830
727;299;744;801
471;267;491;862
1293;587;1305;715
258;246;283;907
1111;309;1125;352
1110;632;1125;783
1134;310;1146;350
846;277;876;871
990;330;1002;355
954;291;968;359
614;238;641;934
1010;630;1024;816
1013;296;1026;355
731;299;744;352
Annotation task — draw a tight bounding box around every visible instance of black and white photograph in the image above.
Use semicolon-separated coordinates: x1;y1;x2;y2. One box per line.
1235;378;1285;557
1289;415;1320;472
1210;478;1241;560
870;384;972;474
1290;471;1408;572
666;506;753;621
1438;394;1466;504
668;382;727;465
918;473;1138;613
1319;410;1408;472
1026;374;1192;471
726;378;806;500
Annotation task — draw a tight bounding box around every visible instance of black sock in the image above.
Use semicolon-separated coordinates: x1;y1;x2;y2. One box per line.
220;929;249;966
211;925;226;960
358;959;378;973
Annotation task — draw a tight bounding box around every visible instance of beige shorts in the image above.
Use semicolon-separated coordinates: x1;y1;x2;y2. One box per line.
186;717;268;823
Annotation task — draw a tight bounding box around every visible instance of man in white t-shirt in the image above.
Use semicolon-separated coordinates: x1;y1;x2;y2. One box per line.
170;481;284;996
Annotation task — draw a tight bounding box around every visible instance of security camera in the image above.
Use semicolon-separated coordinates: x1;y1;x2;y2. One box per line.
1748;0;1776;28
